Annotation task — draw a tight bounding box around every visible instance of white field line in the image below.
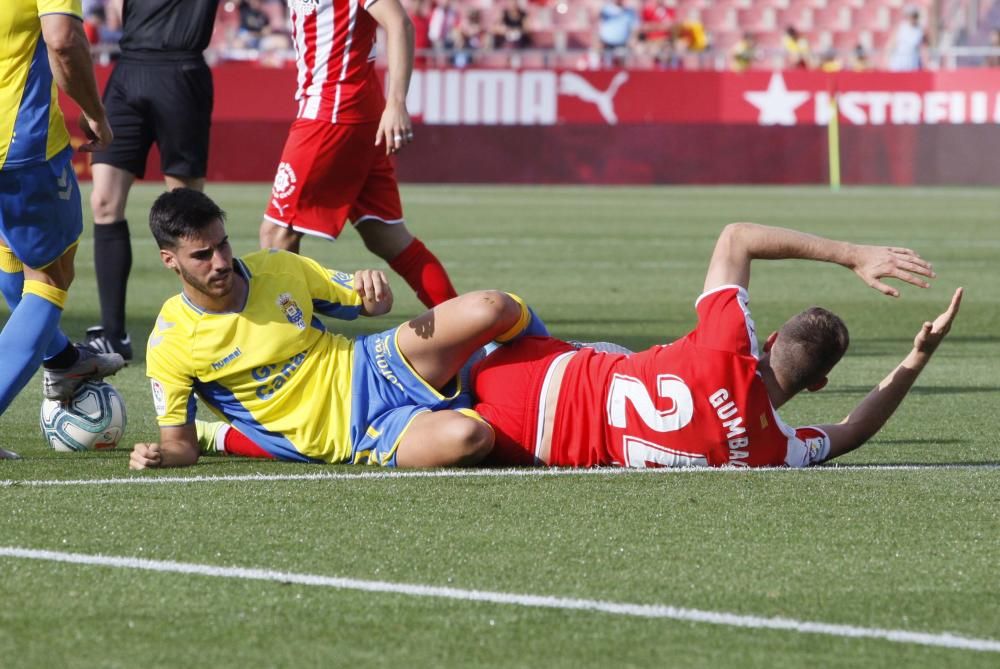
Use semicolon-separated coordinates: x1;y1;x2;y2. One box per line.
3;546;998;654
0;463;1000;488
1;463;998;489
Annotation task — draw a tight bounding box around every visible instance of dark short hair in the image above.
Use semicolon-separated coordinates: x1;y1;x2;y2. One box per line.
771;307;850;394
149;188;226;250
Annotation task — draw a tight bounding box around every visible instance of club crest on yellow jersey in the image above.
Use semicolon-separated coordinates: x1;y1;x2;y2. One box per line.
277;293;306;330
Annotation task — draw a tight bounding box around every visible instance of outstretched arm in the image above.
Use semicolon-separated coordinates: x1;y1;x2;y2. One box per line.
130;425;201;469
816;288;963;462
703;222;935;296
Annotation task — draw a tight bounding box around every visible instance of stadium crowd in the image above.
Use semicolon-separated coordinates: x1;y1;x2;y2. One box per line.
79;0;1000;71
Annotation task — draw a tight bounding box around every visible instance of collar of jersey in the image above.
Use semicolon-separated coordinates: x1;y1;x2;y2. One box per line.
180;259;252;315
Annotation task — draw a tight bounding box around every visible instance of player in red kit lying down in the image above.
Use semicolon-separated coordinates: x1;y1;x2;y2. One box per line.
471;222;961;468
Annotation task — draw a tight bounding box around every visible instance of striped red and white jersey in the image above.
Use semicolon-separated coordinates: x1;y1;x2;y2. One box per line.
288;0;384;124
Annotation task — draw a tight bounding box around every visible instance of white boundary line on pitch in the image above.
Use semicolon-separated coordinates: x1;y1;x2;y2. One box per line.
2;463;998;489
2;546;998;654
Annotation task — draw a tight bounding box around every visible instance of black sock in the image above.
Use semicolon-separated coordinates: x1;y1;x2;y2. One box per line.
94;219;132;342
42;341;79;370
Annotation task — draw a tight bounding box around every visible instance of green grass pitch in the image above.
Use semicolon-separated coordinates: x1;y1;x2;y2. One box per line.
1;184;998;668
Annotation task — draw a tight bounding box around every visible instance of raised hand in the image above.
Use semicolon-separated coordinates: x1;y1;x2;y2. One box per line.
851;245;936;297
914;287;963;356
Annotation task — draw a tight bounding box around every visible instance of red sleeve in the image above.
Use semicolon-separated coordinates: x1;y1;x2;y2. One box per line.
689;285;759;357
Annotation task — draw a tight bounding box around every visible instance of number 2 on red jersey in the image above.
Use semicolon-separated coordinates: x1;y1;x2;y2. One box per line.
606;373;707;468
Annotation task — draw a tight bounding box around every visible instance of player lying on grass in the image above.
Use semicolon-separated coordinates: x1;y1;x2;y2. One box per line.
472;222;962;468
128;189;546;470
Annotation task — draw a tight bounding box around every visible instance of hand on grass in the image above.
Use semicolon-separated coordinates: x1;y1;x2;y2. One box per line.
129;443;162;470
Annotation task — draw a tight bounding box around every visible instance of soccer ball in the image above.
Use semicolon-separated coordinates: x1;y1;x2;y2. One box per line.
39;381;127;452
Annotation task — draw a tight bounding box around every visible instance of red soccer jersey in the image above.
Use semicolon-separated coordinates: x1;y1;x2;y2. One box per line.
550;286;831;468
289;0;385;124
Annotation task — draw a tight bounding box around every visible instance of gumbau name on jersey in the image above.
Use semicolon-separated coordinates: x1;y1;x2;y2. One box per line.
252;351;308;401
709;388;751;465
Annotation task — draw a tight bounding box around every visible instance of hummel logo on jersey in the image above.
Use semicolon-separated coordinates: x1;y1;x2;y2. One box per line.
212;347;243;371
149;316;176;348
57;167;72;200
277;293;306;329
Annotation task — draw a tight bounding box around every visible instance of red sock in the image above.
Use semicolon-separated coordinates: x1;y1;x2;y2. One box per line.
388;238;458;308
223;427;274;459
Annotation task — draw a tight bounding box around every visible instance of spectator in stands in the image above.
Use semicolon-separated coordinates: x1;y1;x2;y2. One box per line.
597;0;639;67
669;15;708;69
495;0;531;50
730;32;758;72
428;0;460;54
886;6;927;71
409;0;433;64
850;44;871;71
782;26;812;69
819;47;842;72
638;0;674;63
83;6;105;45
235;0;270;50
454;7;488;67
988;29;1000;67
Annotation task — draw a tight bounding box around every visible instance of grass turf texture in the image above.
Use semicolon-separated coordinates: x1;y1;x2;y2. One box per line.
1;184;998;668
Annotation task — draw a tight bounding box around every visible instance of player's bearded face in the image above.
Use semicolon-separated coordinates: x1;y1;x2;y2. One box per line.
174;224;235;299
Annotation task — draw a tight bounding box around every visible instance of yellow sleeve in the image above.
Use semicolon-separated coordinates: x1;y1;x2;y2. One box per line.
295;253;365;321
37;0;83;18
146;319;197;427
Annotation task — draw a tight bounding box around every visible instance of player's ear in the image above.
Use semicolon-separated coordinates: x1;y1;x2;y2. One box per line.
763;331;778;352
160;249;178;272
806;377;829;393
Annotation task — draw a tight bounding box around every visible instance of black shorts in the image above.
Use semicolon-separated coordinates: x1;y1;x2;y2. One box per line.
91;58;213;179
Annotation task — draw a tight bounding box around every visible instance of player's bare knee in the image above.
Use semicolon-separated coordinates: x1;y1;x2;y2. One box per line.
445;416;494;465
90;189;120;223
463;290;520;333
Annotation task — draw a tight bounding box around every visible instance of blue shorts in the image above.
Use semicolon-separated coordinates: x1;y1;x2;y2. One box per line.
0;147;82;269
349;326;472;467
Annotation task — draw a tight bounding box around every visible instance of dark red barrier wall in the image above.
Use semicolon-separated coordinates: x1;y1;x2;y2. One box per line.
63;63;1000;185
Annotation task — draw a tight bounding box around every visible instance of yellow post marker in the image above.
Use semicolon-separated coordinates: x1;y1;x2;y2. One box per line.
827;93;841;191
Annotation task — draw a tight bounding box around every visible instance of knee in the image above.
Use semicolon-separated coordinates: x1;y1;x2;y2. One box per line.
463;290;521;333
443;415;494;465
356;220;413;259
89;188;121;223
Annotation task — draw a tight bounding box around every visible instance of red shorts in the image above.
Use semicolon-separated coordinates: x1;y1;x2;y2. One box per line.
472;337;576;466
264;119;404;241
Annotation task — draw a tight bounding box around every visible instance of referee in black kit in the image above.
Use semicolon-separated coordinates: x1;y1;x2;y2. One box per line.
86;0;220;361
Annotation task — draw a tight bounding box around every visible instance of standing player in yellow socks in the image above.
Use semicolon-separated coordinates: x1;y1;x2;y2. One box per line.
0;0;124;459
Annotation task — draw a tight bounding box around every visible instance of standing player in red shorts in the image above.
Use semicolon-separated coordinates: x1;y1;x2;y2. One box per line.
473;222;962;468
260;0;457;308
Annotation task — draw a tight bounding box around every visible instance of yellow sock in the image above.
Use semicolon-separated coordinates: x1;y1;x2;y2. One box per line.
23;280;68;309
494;293;531;343
0;245;22;274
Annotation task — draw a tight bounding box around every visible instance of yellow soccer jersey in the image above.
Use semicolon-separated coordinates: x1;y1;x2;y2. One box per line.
1;0;80;170
146;249;364;463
